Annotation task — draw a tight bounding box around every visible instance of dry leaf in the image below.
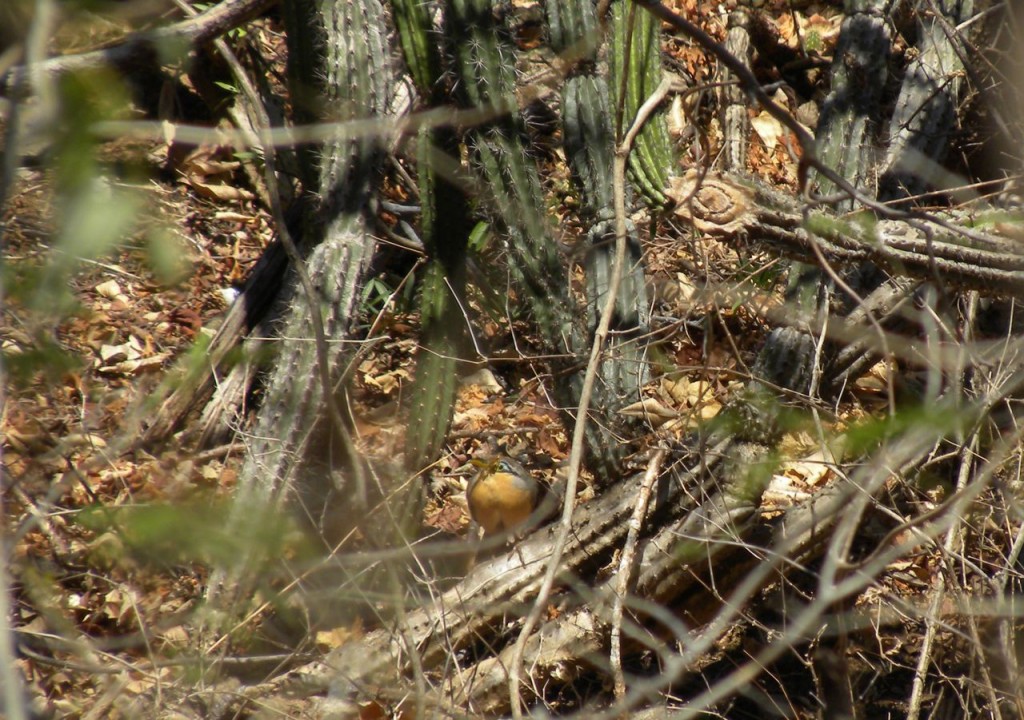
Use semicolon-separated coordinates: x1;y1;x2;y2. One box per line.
619;398;679;426
99;335;143;363
751;111;785;152
98;352;171;375
94;279;125;300
452;406;494;428
459;367;504;394
316;626;359;652
158;625;189;649
62;433;107;449
189;179;254;202
363;368;410;394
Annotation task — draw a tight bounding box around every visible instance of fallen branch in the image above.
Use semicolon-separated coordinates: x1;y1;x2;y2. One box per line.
253;436;852;714
668;170;1024;298
2;0;277;94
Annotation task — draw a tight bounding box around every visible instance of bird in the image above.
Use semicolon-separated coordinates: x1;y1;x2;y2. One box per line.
466;457;540;538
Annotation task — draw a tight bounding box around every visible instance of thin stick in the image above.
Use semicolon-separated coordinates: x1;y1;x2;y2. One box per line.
906;433;976;720
611;447;667;701
507;68;676;718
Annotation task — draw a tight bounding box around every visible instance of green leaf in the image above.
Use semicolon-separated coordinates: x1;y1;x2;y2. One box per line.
468;221;491;253
842;403;969;457
145;227;190;286
2;336;82;388
76;499;307;570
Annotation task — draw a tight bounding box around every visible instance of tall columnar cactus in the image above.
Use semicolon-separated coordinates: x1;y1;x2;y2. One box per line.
609;1;673;207
549;0;653;479
755;0;893;395
549;0;610;210
443;0;569;339
877;0;972;204
391;0;440;102
246;0;392;508
441;0;652;477
811;0;892;209
391;0;476;471
403;125;474;470
430;0;668;480
211;0;394;614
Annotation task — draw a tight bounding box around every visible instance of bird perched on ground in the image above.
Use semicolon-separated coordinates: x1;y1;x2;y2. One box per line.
466;457;540;538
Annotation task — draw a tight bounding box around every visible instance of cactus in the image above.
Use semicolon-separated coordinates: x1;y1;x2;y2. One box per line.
210;0;395;615
389;0;476;471
444;0;570;336
391;0;440;100
811;0;892;208
403;125;474;470
548;0;653;478
609;1;672;206
245;0;391;498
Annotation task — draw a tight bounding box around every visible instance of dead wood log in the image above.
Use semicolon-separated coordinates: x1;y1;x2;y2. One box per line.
239;437;790;712
445;442;772;715
248;440;728;700
141;238;288;445
251;436;904;715
233;362;977;715
1;0;277;95
668;170;1024;298
445;414;949;715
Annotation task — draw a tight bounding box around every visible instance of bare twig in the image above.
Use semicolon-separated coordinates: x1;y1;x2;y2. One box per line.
611;447;666;701
907;433;977;720
507;68;677;719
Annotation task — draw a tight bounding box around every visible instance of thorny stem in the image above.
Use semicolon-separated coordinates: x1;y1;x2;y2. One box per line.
631;0;980;242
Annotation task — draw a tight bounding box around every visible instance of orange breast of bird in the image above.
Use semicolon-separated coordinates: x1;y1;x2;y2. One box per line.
467;462;538;536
